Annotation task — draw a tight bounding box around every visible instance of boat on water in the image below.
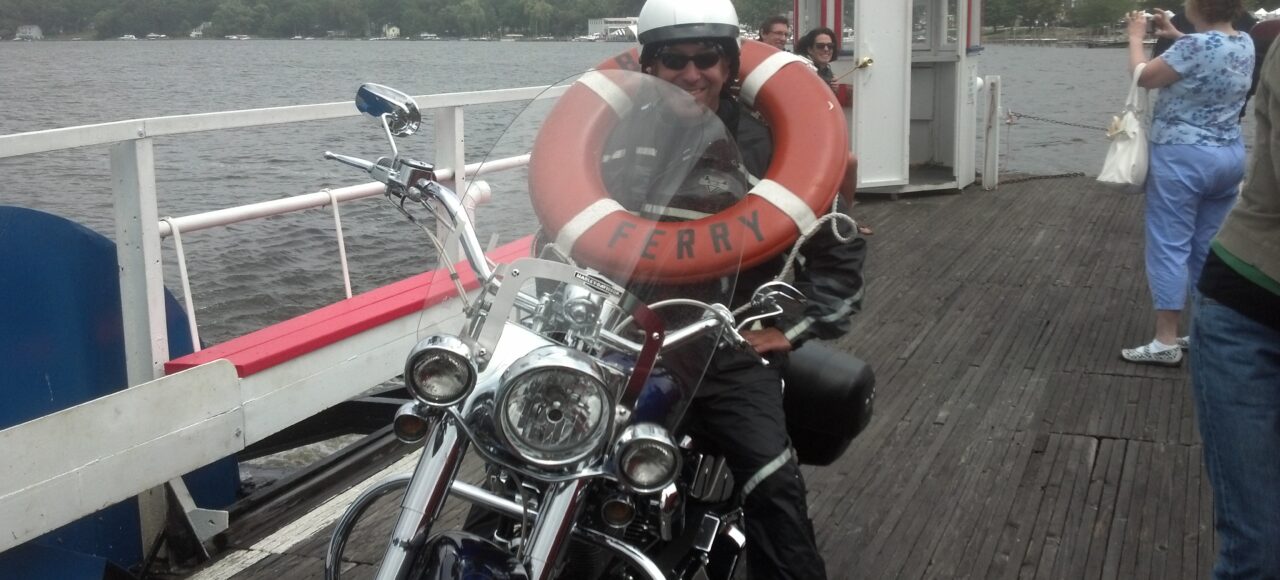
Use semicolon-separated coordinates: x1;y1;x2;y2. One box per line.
1086;38;1157;48
0;1;998;577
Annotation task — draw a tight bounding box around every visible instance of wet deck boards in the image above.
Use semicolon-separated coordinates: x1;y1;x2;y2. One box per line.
188;175;1212;579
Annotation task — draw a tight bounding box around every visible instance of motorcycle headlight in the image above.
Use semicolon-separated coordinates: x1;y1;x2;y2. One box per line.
613;423;679;493
404;335;477;407
497;346;612;467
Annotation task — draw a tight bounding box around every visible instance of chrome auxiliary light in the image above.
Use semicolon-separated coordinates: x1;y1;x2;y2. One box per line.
392;401;433;443
404;335;478;407
496;345;612;468
613;423;679;493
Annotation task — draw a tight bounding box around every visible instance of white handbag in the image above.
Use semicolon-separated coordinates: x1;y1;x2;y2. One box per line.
1098;63;1149;188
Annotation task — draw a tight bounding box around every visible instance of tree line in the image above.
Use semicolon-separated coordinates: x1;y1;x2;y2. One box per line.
7;0;1276;42
0;0;793;40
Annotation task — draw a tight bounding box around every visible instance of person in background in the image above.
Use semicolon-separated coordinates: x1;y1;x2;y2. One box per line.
1249;16;1280;61
1189;33;1280;580
1153;7;1258;119
758;15;789;51
794;26;873;236
794;27;839;87
1119;1;1253;366
1152;9;1257;56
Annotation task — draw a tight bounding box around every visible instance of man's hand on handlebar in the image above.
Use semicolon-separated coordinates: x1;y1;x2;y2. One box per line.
740;327;793;355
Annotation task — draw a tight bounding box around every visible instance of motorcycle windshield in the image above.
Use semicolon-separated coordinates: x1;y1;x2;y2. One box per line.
408;69;756;441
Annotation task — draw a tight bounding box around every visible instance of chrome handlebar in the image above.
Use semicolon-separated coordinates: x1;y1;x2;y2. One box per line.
324;151;493;282
323;151;375;173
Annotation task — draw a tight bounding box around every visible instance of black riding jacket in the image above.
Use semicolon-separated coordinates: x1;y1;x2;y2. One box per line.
601;95;866;349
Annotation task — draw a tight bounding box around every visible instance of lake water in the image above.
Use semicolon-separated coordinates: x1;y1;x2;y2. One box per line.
0;40;1255;344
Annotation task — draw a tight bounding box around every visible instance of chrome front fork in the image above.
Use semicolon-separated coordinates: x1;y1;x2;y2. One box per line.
524;478;591;579
369;425;590;580
325;417;667;580
376;418;468;580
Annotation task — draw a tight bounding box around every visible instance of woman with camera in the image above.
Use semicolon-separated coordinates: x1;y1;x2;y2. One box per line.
1121;1;1253;366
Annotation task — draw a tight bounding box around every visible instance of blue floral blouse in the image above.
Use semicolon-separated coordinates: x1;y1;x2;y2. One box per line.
1151;31;1254;146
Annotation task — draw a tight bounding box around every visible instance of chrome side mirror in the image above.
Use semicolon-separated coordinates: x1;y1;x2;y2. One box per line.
356;83;421;137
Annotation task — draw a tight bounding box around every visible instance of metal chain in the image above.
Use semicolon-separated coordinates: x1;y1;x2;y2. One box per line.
1005;110;1107;132
996;108;1099;184
1001;171;1087;185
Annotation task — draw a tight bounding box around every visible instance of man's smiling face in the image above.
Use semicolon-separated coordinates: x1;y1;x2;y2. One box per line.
649;42;730;112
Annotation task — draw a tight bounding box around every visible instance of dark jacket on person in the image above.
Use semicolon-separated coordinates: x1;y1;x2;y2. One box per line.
718;98;864;346
602;95;866;351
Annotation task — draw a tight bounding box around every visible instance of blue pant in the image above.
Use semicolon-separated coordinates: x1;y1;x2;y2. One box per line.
1144;142;1243;310
1191;293;1280;580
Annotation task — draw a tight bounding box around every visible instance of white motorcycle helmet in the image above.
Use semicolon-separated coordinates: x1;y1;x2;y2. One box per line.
637;0;741;83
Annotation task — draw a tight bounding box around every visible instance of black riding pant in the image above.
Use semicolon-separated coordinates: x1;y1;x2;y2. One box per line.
686;349;827;580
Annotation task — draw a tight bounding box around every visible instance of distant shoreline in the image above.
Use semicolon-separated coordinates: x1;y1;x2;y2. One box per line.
5;25;1152;45
9;35;605;42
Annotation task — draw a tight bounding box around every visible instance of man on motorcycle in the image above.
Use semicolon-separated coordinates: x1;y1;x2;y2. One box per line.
616;0;868;577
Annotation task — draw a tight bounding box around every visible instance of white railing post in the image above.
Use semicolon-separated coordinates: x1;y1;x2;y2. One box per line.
325;189;353;299
983;75;1001;190
434;106;467;264
111;137;169;385
110;136;173;554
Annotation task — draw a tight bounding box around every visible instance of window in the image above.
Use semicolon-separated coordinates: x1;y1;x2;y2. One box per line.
946;0;959;45
913;0;930;49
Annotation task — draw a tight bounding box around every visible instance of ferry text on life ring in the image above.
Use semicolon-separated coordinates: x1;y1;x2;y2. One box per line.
528;40;848;285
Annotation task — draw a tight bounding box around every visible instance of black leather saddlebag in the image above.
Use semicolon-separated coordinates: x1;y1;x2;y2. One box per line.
782;342;876;466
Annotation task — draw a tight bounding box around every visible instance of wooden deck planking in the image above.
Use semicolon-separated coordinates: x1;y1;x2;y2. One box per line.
191;175;1218;579
1199;449;1217;578
1078;437;1125;580
815;177;1208;579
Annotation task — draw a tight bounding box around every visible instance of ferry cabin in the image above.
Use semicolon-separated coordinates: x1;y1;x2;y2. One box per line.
795;0;987;194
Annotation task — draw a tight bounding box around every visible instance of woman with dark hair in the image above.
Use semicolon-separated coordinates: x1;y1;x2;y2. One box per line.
794;27;839;87
794;26;873;235
1120;0;1253;366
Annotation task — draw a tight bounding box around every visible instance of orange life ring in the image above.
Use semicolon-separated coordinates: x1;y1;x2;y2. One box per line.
528;40;848;284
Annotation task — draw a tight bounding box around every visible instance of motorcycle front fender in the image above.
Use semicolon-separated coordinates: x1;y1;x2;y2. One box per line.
407;531;528;580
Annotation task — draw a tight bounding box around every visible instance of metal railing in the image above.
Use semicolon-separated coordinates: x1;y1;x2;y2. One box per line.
0;83;562;557
0;85;558;381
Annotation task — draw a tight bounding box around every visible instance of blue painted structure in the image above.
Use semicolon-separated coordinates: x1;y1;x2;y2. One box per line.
0;206;239;578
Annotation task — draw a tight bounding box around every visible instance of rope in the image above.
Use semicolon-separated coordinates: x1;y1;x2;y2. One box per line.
1005;110;1108;132
775;196;859;283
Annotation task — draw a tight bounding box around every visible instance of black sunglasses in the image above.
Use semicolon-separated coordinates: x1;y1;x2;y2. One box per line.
657;51;722;70
813;42;834;50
